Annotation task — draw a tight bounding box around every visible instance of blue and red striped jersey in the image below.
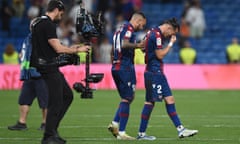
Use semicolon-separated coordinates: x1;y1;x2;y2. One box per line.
144;27;165;73
112;22;136;70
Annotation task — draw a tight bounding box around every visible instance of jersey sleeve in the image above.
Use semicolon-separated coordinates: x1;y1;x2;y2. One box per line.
123;25;134;40
45;21;57;39
155;31;162;49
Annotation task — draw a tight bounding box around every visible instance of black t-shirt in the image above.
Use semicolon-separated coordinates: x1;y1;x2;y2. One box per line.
30;15;59;74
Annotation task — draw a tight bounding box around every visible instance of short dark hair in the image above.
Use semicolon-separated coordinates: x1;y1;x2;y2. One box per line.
46;0;65;12
135;12;146;19
163;17;180;31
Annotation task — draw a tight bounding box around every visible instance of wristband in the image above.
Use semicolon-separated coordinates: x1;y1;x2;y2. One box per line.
168;42;173;47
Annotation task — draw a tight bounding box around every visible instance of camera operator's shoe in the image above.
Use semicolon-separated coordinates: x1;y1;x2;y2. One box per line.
178;128;198;138
38;123;45;131
137;133;156;140
41;136;66;144
108;122;119;137
54;132;66;143
117;133;136;140
8;121;27;130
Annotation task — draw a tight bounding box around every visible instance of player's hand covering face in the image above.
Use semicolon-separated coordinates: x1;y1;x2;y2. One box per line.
165;24;178;38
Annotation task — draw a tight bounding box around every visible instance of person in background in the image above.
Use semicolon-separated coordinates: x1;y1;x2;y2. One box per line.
185;0;206;39
98;37;112;63
12;0;25;18
3;43;19;64
134;48;145;64
226;37;240;63
8;17;48;132
179;41;196;65
0;0;14;34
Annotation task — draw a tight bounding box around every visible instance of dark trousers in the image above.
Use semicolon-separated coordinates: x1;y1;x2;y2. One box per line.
42;71;73;138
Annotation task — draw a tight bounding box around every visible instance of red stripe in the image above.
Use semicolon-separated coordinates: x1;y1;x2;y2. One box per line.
169;112;177;117
120;113;129;117
141;114;149;120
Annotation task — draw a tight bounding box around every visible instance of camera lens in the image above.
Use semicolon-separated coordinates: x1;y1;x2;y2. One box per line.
73;82;85;93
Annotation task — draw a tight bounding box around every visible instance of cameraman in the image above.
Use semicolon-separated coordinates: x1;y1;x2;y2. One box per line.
30;0;90;144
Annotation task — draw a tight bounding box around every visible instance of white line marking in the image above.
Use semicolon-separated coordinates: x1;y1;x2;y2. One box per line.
0;137;237;142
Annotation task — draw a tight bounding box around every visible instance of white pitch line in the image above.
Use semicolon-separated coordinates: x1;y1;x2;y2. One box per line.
0;137;237;142
1;124;240;129
7;114;240;118
203;125;240;128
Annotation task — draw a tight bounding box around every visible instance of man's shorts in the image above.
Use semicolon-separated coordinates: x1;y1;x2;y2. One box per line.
111;68;136;101
18;79;48;108
144;71;172;102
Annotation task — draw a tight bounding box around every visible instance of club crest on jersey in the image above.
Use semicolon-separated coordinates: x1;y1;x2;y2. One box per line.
125;30;132;38
158;95;163;100
157;37;161;45
152;84;156;88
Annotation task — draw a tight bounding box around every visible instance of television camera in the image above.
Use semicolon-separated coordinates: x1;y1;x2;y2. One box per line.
73;0;105;99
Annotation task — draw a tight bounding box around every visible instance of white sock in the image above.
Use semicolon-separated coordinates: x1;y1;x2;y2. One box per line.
138;132;146;137
177;125;185;132
119;131;125;135
112;121;119;127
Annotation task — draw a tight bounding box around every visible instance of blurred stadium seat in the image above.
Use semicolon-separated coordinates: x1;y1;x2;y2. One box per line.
0;0;239;64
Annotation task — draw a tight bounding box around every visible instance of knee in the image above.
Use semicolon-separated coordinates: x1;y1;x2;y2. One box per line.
145;101;155;106
164;96;175;104
122;96;135;104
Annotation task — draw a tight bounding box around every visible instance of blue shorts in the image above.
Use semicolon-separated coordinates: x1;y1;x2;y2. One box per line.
144;71;172;102
111;68;136;101
18;79;48;108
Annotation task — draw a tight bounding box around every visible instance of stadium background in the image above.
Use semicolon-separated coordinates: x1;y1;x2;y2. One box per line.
1;0;240;64
0;1;240;144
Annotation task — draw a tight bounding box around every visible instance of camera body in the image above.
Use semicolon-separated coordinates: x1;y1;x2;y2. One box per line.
73;73;104;98
75;2;105;40
56;53;80;66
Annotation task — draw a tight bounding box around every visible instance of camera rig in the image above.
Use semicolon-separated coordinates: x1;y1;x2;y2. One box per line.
73;0;105;98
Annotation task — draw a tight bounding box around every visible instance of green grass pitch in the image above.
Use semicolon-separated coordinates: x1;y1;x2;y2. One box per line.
0;90;240;144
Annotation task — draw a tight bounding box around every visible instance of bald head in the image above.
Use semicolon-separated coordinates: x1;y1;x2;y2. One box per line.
129;12;146;31
131;12;146;20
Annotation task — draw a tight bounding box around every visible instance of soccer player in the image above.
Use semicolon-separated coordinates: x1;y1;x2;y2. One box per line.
108;12;146;140
136;18;198;140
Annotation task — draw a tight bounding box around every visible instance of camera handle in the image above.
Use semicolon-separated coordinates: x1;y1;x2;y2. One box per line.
80;47;93;99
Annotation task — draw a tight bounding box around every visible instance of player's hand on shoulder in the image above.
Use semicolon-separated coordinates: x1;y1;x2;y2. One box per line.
136;40;145;48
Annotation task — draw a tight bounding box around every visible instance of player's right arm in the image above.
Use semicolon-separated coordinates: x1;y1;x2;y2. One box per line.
121;25;144;49
122;39;144;49
155;35;176;59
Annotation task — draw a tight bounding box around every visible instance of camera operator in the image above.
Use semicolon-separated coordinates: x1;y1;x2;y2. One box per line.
30;0;90;144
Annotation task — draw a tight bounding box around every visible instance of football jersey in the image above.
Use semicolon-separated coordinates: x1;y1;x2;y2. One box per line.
112;22;136;70
144;27;165;73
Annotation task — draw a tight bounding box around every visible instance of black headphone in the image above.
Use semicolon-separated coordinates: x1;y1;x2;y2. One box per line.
47;0;65;12
56;0;65;11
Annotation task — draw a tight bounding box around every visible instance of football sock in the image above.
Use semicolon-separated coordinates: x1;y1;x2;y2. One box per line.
113;103;121;123
139;104;154;133
119;102;130;131
177;125;185;132
166;103;182;127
